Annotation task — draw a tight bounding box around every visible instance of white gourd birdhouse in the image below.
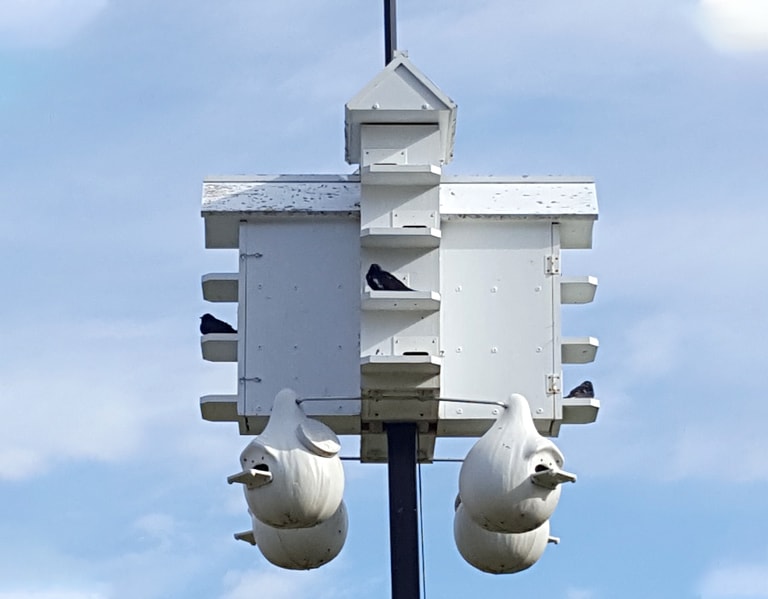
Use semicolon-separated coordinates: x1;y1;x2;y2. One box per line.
453;501;550;574
229;388;344;529
238;502;349;570
458;394;576;534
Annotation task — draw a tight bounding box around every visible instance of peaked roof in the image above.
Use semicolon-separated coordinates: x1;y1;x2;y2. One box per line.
345;52;458;165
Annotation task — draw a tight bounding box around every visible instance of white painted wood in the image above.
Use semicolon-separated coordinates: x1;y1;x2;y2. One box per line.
239;219;361;416
561;276;598;304
356;102;445;436
202;272;238;302
202;176;359;213
201;188;597;436
561;337;599;364
360;227;441;248
202;177;596;250
562;397;600;424
199;395;366;434
202;178;597;217
437;398;555;436
360;124;442;168
200;394;238;421
361;396;439;421
361;164;442;185
361;290;441;311
440;220;559;421
360;355;441;374
345;52;457;165
200;56;600;447
200;333;237;362
439;178;597;214
360;432;436;464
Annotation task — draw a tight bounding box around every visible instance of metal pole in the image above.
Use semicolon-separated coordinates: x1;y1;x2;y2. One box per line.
384;0;397;65
386;422;420;599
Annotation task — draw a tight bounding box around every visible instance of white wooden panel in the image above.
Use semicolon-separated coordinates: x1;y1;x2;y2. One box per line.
360;125;441;166
360;227;441;248
201;334;237;362
561;276;598;304
360;184;439;232
200;394;238;421
239;219;361;415
439;178;597;216
202;273;238;302
202;176;596;249
360;355;441;374
562;397;600;424
345;54;457;165
440;220;559;422
361;291;441;311
203;177;358;213
361;164;441;185
561;337;599;363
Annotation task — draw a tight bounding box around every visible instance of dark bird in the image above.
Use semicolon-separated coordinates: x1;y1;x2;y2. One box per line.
565;380;594;399
200;313;237;334
366;263;413;291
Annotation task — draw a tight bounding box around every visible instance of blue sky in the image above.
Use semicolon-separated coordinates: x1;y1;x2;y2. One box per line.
2;1;768;597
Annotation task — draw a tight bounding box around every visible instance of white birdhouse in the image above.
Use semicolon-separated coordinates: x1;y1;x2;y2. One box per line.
453;502;551;574
199;53;599;464
228;389;345;529
458;394;576;534
199;52;601;574
236;502;349;570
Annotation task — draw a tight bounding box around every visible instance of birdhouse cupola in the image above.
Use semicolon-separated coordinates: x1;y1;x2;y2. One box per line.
345;51;457;168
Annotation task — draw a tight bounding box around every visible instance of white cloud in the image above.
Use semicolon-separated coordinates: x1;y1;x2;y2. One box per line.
699;554;768;597
566;589;596;599
0;317;199;481
0;308;246;482
0;448;45;481
0;0;108;47
133;513;177;549
218;566;358;599
623;312;684;380
697;0;768;53
0;592;106;599
0;364;149;480
219;570;321;599
667;421;768;482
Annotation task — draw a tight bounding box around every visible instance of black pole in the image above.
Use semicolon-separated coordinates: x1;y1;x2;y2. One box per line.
386;422;420;599
384;0;397;65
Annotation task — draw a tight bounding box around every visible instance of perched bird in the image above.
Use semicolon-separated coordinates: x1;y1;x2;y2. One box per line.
200;313;237;334
366;263;413;291
564;380;594;399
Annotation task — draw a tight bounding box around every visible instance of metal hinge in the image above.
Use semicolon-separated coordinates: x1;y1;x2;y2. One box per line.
240;252;263;260
239;376;262;384
545;254;560;275
546;374;561;395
